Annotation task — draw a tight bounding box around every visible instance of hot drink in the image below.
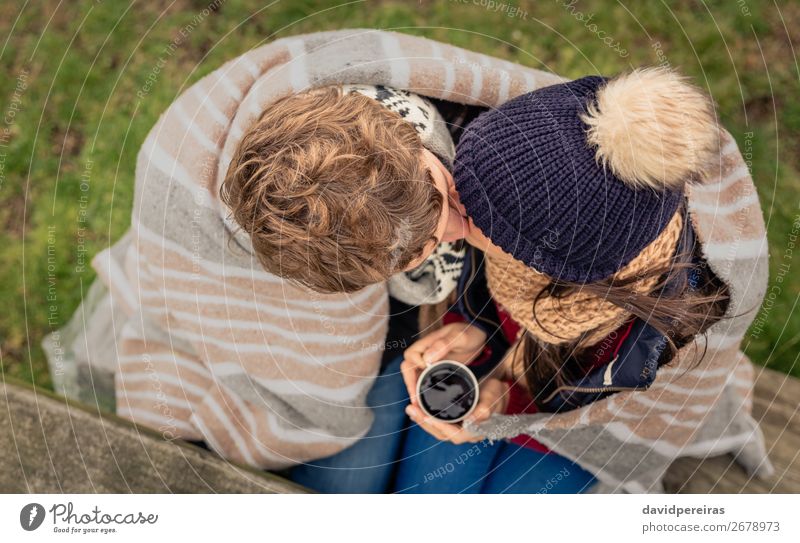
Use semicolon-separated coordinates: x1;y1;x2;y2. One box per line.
416;360;479;423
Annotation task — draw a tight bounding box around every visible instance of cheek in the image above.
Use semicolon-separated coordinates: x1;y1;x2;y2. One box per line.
438;205;450;235
447;186;465;214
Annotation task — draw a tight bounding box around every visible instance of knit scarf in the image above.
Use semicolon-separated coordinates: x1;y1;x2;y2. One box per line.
485;210;684;347
341;83;455;167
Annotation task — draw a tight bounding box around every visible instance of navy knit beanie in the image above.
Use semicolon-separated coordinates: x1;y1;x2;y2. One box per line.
454;69;718;283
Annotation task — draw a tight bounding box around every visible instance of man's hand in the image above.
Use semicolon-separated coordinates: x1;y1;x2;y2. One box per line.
400;322;488;405
405;377;510;445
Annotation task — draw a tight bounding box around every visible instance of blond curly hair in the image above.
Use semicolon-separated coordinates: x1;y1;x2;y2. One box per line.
221;86;442;293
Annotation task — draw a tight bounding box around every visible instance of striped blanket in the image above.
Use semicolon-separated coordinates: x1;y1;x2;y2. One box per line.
44;29;771;488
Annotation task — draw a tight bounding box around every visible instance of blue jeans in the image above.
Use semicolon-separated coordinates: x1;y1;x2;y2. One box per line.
394;422;597;493
288;355;409;493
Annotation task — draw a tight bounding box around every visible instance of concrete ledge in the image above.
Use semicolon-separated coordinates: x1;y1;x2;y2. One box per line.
0;379;308;493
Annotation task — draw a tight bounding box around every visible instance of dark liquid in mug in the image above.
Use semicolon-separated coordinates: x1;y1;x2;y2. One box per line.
418;362;477;422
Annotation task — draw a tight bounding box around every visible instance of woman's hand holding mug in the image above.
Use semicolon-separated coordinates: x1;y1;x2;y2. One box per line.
400;322;510;445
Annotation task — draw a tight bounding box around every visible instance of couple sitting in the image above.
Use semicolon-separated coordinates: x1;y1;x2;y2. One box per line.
222;70;722;493
49;30;770;494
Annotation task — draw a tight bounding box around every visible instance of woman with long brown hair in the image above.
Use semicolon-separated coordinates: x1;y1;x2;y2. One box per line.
396;68;733;493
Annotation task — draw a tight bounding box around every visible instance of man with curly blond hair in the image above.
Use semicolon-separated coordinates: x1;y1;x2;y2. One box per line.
44;33;488;494
217;84;471;492
222;85;468;295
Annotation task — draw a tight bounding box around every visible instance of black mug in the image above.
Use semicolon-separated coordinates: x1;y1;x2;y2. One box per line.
416;360;480;423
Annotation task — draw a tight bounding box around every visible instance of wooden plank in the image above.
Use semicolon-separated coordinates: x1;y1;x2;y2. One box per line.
664;367;800;493
0;379;309;493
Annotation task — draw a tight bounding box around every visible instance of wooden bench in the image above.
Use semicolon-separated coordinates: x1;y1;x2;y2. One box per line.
2;368;797;493
663;367;800;493
0;379;306;493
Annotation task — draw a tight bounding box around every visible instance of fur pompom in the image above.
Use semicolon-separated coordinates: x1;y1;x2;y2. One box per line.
581;67;718;191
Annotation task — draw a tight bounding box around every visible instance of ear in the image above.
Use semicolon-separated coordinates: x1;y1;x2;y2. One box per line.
581;67;719;191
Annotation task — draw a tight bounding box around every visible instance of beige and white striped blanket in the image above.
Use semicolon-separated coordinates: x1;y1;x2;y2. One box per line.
45;29;771;488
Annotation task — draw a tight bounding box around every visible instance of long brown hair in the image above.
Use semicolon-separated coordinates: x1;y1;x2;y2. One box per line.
512;209;730;408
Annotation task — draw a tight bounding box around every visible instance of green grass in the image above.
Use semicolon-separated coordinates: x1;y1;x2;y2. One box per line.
1;0;798;387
